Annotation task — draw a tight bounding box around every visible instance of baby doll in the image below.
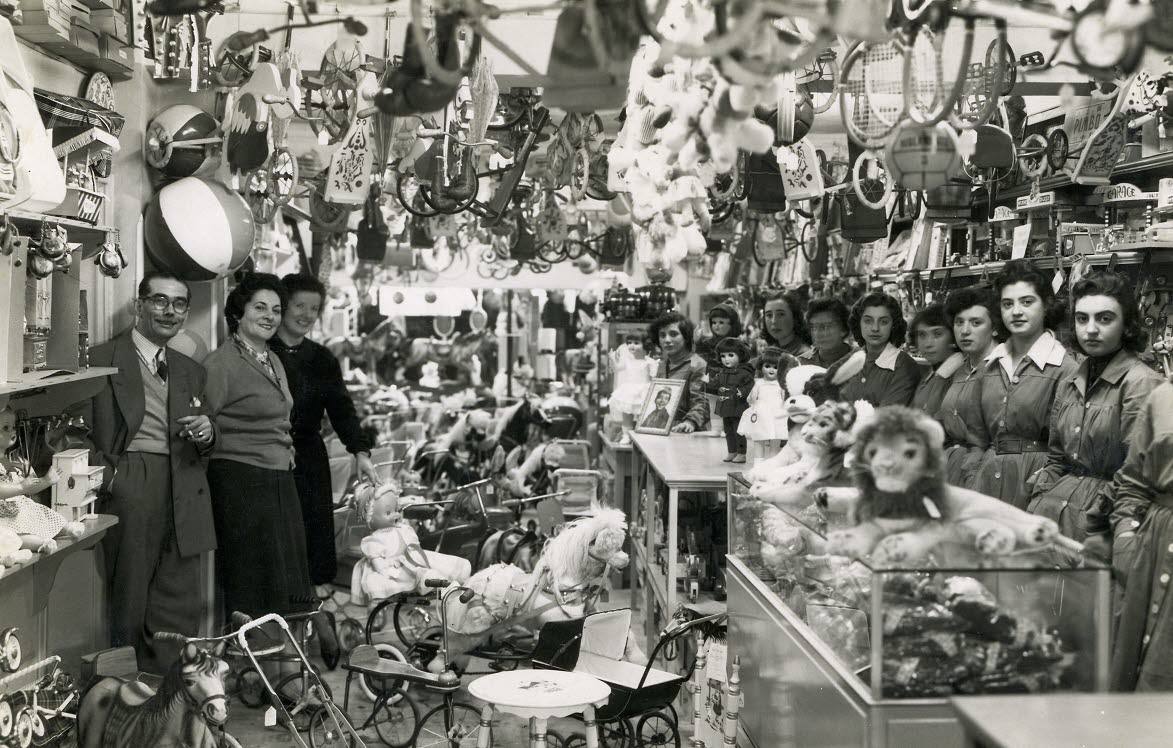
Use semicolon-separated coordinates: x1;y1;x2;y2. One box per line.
608;333;659;443
737;346;789;465
0;408;84;555
350;481;471;605
699;301;742;436
710;338;754;463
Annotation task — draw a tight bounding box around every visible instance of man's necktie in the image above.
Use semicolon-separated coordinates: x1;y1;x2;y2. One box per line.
156;349;168;382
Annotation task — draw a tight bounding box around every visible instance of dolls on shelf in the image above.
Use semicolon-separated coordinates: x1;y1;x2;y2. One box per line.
737;346;789;465
0;408;84;555
609;332;659;444
698;301;743;436
710;338;754;463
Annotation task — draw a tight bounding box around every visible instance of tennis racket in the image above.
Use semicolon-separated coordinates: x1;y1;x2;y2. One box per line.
840;39;909;149
852;149;895;210
904;15;977;127
949;20;1009;130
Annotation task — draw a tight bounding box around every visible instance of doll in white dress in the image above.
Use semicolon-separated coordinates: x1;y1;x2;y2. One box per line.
737;347;789;465
609;333;659;443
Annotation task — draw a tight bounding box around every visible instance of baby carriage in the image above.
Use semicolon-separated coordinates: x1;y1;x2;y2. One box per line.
531;607;726;747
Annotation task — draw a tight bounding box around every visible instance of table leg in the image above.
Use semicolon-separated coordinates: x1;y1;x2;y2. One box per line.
583;705;600;748
529;716;549;748
477;705;493;748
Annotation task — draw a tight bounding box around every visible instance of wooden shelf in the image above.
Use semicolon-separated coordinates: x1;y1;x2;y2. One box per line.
0;367;116;414
9;210;114;246
982;152;1173;205
866;251;1148;284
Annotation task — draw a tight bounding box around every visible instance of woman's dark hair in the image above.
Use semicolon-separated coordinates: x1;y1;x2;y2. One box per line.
1070;271;1147;353
944;286;1004;339
848;292;907;347
761;291;812;346
654;388;671;401
755;346;785;376
992;259;1064;330
225;272;288;334
708;303;743;337
649;311;694;353
908;303;954;348
806;297;851;336
281;273;327;305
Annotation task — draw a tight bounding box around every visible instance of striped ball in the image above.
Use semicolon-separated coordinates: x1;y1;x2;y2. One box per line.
145;104;219;178
144;177;255;281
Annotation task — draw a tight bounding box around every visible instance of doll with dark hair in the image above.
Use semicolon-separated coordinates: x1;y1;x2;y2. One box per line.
1027;272;1162;541
738;347;790;464
699;300;743;436
711;338;754;462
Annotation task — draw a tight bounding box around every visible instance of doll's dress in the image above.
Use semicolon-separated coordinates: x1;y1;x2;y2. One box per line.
610;354;658;415
738;379;787;440
0;460;68;539
351;522;471;604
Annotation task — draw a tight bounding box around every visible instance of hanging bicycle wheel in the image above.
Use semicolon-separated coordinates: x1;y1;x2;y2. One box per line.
635;711;679;747
413;703;485;748
305;42;361;145
396;173;442;218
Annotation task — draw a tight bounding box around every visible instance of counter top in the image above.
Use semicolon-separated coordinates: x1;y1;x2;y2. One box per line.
601;434;632;453
951;694;1173;748
629;431;731;488
0;514;117;590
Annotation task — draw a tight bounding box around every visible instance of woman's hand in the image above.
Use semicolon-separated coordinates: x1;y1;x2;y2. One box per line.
672;421;696;434
356;452;381;485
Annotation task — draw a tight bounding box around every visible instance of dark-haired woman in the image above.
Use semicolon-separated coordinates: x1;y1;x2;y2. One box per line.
972;260;1078;509
203;272;311;621
761;291;813;359
831;292;923;407
648;312;709;433
910;303;964;416
271;274;379;594
1027;273;1161;541
938;287;1000;486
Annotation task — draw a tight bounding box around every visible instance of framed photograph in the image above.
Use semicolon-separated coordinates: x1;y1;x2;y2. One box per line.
635;378;685;436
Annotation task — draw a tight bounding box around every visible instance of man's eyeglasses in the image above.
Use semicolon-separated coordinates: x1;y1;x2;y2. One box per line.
140;294;190;313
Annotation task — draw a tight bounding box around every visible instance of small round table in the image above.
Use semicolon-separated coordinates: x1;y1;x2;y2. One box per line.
467;669;611;748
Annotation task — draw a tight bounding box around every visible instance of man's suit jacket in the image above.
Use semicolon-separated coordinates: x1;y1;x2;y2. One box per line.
80;329;217;558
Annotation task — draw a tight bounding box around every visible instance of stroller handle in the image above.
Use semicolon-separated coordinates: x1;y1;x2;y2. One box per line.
502;489;570;508
438;477;492;497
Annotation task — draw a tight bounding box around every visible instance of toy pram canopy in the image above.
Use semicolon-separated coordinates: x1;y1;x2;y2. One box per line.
534;608;680;692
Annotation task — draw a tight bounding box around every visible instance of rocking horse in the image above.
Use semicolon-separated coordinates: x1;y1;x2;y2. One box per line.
77;639;238;748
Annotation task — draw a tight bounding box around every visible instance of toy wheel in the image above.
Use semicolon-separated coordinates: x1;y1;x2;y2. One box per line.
308;707;349;748
635;712;679;747
564;734;588;748
214;33;262;88
337;618;363;655
545;728;566;748
394;598;439;649
12;708;31;748
237;669;267;708
598;719;632;748
273;672;332;732
305;42;361;145
358;643;410;704
0;696;12;737
371;694;420;747
414;702;485;748
309;177;353;233
365;599;397;646
1;629;21;672
1046;129;1069;172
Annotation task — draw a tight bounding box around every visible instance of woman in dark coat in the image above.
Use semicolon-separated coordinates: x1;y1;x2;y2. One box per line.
830;292;923;407
648;312;709;433
271;274;379;592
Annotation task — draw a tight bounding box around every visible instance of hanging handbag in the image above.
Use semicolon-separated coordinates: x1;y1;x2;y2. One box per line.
355;186;390;262
752;213;788;264
744;151;787;213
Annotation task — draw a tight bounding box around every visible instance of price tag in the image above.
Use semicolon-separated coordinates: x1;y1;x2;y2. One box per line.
1052;269;1066;294
1011;223;1032;259
264;707;277;727
705;640;729;681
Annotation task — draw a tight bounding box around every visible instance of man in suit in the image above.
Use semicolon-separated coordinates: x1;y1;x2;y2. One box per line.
79;271;217;673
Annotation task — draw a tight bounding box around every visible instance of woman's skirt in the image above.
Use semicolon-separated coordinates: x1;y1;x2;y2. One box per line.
209;459;313;621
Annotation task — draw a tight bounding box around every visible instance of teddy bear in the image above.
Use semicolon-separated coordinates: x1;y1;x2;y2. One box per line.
809;407;1079;566
350;481;471;605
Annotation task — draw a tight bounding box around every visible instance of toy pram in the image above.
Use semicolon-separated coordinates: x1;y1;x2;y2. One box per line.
531;607;725;747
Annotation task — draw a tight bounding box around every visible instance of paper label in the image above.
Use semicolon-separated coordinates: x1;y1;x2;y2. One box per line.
1011;223;1032;259
264;707;277;727
1052;269;1065;294
706;640;728;681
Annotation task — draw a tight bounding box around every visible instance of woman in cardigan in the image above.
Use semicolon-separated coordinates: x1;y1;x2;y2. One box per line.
1027;272;1162;542
648;312;709;433
830;292;923;407
271;274;379;595
802;297;854;368
203;272;311;622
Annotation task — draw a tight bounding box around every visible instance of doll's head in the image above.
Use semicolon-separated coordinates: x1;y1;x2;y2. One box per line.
708;301;742;339
783;365;828;423
357;481;404;529
756;346;785;381
624;333;650;358
0;409;15;453
716;337;749;369
542;442;567;469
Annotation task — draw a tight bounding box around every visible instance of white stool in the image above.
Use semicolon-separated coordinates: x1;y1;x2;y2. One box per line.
468;669;611;748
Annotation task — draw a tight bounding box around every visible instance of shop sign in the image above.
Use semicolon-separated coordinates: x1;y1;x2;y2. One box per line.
1016;191;1056;212
990;206;1016;223
1102;183;1154;203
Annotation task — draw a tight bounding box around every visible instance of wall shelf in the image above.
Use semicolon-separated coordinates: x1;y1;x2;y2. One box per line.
0;367;116;414
982;152;1173;205
9;210;114;246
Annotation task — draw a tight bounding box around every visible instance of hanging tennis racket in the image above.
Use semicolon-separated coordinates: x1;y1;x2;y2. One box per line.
950;20;1009;130
904;15;978;127
852;148;895;210
840;39;908;149
799;48;839;115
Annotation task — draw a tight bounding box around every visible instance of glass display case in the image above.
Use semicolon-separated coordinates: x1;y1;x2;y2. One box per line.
725;473;1110;748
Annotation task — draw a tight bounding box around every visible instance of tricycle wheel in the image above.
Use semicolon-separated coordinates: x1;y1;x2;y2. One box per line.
337;618;363;655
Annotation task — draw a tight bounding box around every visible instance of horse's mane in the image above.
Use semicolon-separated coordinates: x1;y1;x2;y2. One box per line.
122;648;220;741
539;508;626;585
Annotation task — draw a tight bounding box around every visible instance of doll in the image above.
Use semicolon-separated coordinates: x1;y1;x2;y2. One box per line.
710;337;754;463
608;333;659;443
0;408;84;555
699;301;743;436
737;346;789;465
350;481;471;605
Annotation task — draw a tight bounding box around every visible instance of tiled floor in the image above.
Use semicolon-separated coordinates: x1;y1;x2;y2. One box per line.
222;587;695;747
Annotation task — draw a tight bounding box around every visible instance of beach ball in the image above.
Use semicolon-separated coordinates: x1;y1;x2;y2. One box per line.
145;105;220;178
144;177;255;280
169;329;209;363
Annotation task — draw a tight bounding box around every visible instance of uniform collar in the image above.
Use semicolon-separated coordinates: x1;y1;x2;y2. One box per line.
872;343;901;371
1072;348;1136;396
984;330;1065;375
933;352;966;380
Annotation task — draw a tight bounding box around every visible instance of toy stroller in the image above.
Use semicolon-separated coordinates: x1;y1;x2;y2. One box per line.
531;606;731;747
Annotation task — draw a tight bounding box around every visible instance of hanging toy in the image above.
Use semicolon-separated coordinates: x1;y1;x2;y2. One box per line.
28;252;55;279
96;236;127;278
0;215;15;257
38;222;68;261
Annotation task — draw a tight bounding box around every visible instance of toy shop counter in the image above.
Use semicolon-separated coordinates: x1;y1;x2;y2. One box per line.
0;514;117;678
724;474;1112;748
628;431;730;489
950;693;1173;748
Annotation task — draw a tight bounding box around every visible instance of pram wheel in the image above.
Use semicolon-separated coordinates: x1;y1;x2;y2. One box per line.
597;719;632;748
337;618;363;654
635;711;679;747
414;702;484;747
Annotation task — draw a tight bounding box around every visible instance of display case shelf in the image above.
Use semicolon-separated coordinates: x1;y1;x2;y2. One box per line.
52;126;120;160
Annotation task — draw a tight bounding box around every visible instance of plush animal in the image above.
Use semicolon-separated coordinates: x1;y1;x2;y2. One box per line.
813;406;1073;565
749;398;873;501
350;481;471;605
